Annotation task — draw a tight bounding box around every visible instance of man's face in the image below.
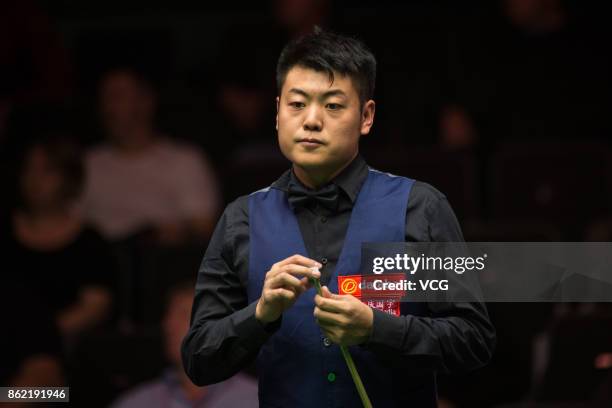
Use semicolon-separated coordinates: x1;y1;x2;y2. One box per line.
162;290;193;366
21;146;65;210
98;71;155;144
276;66;374;178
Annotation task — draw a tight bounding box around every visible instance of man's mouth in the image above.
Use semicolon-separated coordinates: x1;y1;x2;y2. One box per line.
296;138;325;146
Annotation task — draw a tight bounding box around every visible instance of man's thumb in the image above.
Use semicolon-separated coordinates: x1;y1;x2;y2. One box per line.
322;286;339;299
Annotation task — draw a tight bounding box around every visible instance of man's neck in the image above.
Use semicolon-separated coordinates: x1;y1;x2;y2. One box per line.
292;152;358;189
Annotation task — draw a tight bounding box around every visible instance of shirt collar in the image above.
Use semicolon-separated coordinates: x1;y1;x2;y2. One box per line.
330;154;368;204
273;154;368;205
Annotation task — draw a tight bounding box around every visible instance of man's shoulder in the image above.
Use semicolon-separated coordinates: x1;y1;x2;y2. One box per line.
366;167;447;202
223;185;278;216
221;173;291;225
410;180;448;202
220;196;249;225
406;179;458;225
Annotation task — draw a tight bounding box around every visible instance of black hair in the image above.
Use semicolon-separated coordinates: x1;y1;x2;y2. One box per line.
16;136;85;210
98;66;156;94
276;27;376;105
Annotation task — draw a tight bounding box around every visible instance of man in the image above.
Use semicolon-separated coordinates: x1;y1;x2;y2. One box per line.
111;280;257;408
81;68;220;244
182;28;495;407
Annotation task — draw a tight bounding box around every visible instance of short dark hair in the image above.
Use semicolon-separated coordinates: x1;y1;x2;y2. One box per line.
17;137;84;209
276;27;376;105
98;66;155;94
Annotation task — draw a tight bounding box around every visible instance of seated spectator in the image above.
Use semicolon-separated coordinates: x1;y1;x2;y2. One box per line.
438;104;478;150
204;0;334;167
110;280;258;408
0;138;114;342
0;280;65;391
82;68;220;245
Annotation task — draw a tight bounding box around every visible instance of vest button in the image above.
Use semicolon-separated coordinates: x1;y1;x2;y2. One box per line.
321;258;328;265
323;337;332;347
321;216;327;223
327;372;336;382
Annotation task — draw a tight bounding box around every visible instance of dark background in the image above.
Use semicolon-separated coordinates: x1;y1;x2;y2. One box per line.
1;1;612;407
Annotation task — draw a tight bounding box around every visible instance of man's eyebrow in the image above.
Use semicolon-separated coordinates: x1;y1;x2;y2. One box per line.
287;88;348;99
288;88;309;97
321;89;347;99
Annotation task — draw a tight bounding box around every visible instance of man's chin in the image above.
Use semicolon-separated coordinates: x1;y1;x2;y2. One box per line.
290;152;328;169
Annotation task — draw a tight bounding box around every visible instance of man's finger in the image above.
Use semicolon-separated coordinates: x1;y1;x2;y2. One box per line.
269;272;305;292
300;277;313;289
314;294;347;314
314;307;348;327
268;287;297;302
283;264;321;279
276;254;322;269
321;285;342;300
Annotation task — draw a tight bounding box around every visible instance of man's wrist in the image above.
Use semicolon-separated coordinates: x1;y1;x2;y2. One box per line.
358;305;375;346
255;298;281;327
233;301;280;352
255;298;269;323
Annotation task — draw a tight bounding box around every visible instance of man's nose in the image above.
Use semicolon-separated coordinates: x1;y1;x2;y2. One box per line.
303;105;323;132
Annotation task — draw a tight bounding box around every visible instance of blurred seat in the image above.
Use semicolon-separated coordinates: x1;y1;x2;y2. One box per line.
463;219;562;241
533;314;612;403
606;148;612;209
224;144;291;201
74;28;176;86
438;302;555;407
487;142;608;230
68;329;165;408
135;243;203;326
363;147;480;219
110;236;203;328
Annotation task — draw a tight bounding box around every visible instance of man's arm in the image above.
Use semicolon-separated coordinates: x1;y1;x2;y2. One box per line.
365;299;495;374
363;185;496;374
180;199;279;386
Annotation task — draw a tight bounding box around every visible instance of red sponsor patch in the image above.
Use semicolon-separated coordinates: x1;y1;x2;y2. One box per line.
338;275;362;297
338;274;404;316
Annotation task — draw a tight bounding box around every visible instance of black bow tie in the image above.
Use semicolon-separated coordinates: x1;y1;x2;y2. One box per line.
287;181;340;212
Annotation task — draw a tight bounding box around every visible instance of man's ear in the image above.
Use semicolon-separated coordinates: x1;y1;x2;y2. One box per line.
360;100;376;135
275;96;280;131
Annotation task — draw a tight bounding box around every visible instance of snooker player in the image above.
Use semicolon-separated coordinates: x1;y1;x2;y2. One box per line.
181;28;495;407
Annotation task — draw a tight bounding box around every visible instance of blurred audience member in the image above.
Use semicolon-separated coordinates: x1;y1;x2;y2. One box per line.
0;281;65;392
110;281;258;408
273;0;332;38
0;96;11;144
439;104;478;150
585;217;612;241
448;0;611;147
593;364;612;407
205;0;333;165
82;68;220;244
0;138;114;342
503;0;566;34
0;0;73;106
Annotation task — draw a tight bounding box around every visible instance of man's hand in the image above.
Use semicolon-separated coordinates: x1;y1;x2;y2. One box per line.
255;254;322;324
314;286;374;346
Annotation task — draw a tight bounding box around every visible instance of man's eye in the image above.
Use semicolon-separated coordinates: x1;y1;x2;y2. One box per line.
289;102;305;109
326;103;343;110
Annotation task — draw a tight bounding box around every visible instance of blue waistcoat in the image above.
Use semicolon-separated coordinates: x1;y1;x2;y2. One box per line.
247;168;437;408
